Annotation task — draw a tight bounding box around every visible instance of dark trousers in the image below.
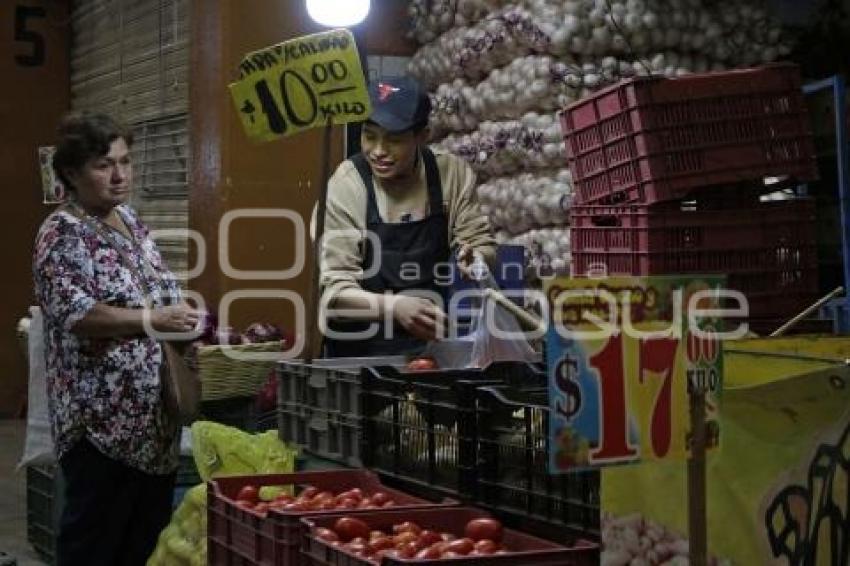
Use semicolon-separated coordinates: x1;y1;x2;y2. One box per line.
57;439;175;566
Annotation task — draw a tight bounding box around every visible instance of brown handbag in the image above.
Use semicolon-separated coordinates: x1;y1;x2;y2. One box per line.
159;340;201;424
64;203;201;424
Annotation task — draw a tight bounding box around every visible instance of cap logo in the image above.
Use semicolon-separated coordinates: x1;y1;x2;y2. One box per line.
377;83;399;102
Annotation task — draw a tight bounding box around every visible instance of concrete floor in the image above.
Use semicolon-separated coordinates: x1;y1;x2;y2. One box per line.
0;419;48;566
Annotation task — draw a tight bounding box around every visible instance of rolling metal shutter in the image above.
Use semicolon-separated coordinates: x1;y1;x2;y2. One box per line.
70;0;189;275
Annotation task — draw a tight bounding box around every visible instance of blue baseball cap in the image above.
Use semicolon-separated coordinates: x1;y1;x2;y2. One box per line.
367;76;431;133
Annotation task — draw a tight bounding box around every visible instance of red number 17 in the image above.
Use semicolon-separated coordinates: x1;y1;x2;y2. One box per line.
587;335;678;462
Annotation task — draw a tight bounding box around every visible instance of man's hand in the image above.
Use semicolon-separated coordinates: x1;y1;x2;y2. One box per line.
456;244;487;280
390;295;446;341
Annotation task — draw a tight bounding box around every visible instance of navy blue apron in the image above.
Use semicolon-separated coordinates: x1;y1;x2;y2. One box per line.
324;147;451;357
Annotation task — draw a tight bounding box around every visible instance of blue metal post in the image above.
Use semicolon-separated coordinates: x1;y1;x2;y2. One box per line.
803;76;850;333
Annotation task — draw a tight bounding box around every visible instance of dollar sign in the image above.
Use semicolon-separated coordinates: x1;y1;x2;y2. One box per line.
556;357;582;420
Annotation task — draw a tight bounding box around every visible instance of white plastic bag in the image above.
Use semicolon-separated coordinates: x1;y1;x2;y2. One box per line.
468;292;537;368
18;306;55;469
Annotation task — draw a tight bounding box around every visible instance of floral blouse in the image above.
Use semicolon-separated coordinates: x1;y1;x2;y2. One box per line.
33;204;182;475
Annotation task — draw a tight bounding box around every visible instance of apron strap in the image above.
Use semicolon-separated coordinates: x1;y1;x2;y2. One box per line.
420;147;444;217
350;153;382;224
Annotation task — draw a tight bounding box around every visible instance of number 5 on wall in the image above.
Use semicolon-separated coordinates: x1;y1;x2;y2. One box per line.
15;5;46;67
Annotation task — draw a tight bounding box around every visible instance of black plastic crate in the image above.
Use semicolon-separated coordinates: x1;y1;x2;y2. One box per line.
475;385;601;539
26;464;63;565
277;357;406;467
277;357;405;418
278;402;361;467
360;362;546;501
176;454;201;487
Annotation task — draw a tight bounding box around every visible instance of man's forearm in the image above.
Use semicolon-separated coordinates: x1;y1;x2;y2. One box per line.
326;288;398;322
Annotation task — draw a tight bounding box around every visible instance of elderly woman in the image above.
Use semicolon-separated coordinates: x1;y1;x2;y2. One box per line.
32;112;199;566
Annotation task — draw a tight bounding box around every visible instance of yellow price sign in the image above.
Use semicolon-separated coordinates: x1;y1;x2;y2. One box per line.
544;276;724;471
229;29;371;142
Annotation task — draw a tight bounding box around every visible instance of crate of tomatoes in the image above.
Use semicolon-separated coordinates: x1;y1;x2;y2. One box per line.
207;469;455;566
301;507;599;565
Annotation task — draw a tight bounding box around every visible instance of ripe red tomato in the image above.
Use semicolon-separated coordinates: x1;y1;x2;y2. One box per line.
369;491;391;506
473;539;498;555
336;497;359;509
315;527;339;543
338;488;364;501
316;499;337;511
315;491;335;501
406;356;438;371
392;521;422;535
418;530;443;546
236;485;259;504
333;517;371;542
446;537;475;555
369;536;396;554
396;542;419;559
392;531;419;546
464;518;504;542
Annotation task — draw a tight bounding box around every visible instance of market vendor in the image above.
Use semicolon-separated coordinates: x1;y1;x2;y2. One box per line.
320;75;496;356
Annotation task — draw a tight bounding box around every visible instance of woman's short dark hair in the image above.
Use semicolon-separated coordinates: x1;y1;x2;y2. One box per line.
52;111;133;190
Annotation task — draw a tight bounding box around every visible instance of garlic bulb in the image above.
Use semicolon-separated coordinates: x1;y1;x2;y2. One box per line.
475;168;573;234
435;113;568;175
499;226;572;277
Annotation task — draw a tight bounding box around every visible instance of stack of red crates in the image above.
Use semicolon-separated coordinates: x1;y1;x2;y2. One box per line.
560;64;820;329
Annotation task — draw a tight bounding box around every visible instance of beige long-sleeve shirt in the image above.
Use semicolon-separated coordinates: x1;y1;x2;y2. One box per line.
320;147;496;302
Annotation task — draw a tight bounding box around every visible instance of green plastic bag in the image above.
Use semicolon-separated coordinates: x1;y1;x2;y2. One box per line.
191;421;298;480
146;421;298;565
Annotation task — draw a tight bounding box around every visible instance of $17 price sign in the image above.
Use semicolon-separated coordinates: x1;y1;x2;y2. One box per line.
229;29;371;142
546;323;722;472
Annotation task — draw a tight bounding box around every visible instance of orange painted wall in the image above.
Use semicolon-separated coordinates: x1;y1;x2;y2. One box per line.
0;0;70;416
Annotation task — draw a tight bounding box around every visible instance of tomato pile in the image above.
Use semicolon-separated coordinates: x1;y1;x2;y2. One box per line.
233;484;398;516
314;516;507;562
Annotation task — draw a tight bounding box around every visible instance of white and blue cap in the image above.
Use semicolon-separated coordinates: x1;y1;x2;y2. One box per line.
366;76;432;133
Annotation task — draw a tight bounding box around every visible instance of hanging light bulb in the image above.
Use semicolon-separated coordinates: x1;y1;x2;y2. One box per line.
306;0;370;27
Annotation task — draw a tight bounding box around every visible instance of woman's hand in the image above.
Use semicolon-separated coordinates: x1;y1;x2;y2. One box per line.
149;304;201;334
390;295;446;341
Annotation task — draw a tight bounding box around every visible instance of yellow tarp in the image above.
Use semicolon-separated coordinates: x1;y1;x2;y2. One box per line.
603;336;850;565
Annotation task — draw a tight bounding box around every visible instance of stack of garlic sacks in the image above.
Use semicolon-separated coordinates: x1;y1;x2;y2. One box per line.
407;0;792;277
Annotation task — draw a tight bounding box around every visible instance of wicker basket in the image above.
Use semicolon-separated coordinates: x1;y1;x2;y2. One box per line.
197;341;284;401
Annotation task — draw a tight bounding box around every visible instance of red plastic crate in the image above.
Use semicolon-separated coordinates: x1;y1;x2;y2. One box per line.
560;64;818;205
300;507;598;565
207;470;455;566
569;197;819;320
